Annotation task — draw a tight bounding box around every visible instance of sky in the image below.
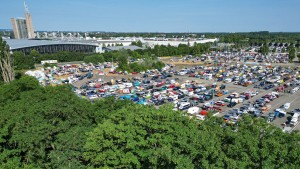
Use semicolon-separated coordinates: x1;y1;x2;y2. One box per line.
1;0;300;32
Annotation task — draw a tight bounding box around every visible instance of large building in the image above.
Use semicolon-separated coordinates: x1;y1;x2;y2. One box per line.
11;0;35;39
24;1;35;39
4;39;100;54
11;18;28;39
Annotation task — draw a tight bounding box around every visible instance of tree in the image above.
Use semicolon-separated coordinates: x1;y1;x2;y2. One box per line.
83;54;105;64
83;105;203;168
259;42;269;55
13;51;35;70
130;41;137;46
0;37;15;83
288;46;296;62
136;40;143;47
0;76;96;168
117;50;129;71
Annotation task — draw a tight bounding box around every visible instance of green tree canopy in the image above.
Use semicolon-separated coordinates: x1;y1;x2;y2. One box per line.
83;54;105;64
83;105;204;168
288;46;296;62
259;42;269;55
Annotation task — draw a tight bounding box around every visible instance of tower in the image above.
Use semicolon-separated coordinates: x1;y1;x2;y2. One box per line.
24;0;35;39
11;18;28;39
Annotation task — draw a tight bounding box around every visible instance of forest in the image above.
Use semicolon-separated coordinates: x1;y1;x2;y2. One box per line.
0;76;300;168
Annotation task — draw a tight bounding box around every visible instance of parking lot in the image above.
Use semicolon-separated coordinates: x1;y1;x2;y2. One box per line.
27;57;300;131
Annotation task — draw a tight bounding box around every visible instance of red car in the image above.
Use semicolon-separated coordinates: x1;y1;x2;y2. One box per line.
168;84;175;89
264;98;271;103
98;89;106;93
215;101;225;106
187;88;194;92
156;81;165;87
262;94;270;98
213;106;222;112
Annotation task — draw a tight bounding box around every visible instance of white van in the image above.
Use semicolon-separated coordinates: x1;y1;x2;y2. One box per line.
203;74;213;80
283;103;290;110
224;78;232;83
124;83;133;88
179;89;189;95
179;102;191;110
290;113;299;126
179;69;188;76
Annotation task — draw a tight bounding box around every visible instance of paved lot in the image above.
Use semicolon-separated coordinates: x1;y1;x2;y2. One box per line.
71;64;300;131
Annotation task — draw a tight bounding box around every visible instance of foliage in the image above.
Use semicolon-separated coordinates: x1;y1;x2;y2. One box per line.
131;40;143;47
288;46;296;62
35;51;87;63
115;50;165;72
43;63;57;68
259;42;269;55
0;76;96;168
83;54;105;64
83;105;203;168
117;50;130;71
13;51;35;70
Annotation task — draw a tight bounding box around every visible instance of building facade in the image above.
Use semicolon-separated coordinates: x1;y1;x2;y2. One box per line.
11;18;28;39
4;39;98;55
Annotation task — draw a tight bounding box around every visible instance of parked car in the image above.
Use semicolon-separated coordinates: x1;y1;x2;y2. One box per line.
227;102;237;108
215;101;225;106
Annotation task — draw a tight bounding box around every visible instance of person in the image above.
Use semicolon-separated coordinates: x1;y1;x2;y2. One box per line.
281;122;286;128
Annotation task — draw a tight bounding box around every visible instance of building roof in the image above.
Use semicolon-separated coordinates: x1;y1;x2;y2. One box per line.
4;39;98;50
104;45;144;51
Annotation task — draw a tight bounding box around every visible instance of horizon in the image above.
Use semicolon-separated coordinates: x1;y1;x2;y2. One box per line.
1;29;300;34
1;0;300;32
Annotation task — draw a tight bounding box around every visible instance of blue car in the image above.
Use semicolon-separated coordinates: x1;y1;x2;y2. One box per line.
137;99;147;105
133;81;141;87
130;95;139;102
119;94;132;100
